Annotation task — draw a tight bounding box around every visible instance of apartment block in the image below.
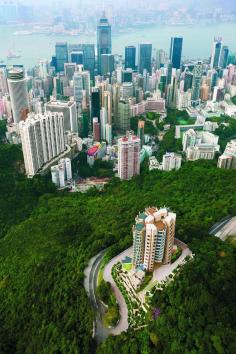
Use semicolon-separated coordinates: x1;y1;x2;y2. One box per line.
133;207;176;272
19;112;65;177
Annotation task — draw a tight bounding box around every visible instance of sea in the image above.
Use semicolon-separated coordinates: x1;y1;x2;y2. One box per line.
0;23;236;68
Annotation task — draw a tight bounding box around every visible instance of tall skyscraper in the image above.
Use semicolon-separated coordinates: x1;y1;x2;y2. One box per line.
210;38;222;69
69;44;95;76
169;37;183;69
55;42;68;72
133;207;176;271
19;112;65;177
192;62;203;103
184;70;193;92
91;87;101;123
125;46;136;70
101;54;115;76
118;134;140;180
7;68;30;123
138;43;152;74
117;100;131;133
220;46;229;69
97;13;112;74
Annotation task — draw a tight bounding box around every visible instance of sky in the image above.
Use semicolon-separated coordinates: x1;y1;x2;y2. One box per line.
18;0;236;10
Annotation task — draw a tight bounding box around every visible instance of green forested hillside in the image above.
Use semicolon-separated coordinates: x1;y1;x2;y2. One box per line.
0;154;236;353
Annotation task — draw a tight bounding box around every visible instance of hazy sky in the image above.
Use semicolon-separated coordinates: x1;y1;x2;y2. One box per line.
20;0;236;10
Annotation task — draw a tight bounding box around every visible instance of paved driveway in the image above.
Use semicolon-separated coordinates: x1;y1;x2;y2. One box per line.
103;247;133;335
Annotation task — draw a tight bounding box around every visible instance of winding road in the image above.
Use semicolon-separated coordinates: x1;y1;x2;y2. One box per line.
84;239;192;342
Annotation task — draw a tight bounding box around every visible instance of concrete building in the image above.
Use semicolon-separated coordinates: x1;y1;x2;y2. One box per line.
118;134;140;180
133;207;176;272
162;153;182;171
117;100;131;133
97;13;112;74
19;112;65;177
45;100;78;133
183;129;220;160
7;68;30;123
218;139;236;170
51;157;72;188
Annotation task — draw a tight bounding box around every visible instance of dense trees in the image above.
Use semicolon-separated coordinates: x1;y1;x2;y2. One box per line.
98;238;236;354
0;139;56;239
1;136;236;352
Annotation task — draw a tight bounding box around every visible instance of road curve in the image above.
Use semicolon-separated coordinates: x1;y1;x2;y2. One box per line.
103;247;133;335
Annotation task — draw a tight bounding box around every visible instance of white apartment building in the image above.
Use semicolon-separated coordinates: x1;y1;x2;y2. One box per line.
118;134;140;180
218;139;236;170
162;152;182;171
133;207;176;272
51;157;72;188
19;112;65;177
45;100;78;133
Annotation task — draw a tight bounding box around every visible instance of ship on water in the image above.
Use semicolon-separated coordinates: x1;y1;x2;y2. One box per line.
7;50;21;60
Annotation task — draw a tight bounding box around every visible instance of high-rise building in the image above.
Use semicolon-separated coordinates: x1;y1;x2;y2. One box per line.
138;43;152;74
118;134;140;180
101;54;114;76
117;100;131;133
91;87;101;123
55;42;68;72
120;82;133;101
156;49;168;69
71;51;84;65
162;153;182;171
7;68;30;123
97;13;112;74
169;37;183;70
73;69;90;106
210;37;222;69
103;91;112;125
69;44;95;76
220;46;229;69
218;140;236;170
192;62;203;103
19;112;65;177
45;100;78;133
137;120;145;147
64;63;76;81
166;61;173;85
125;46;136;70
93;117;100;141
51;157;72;188
133;207;176;271
184;70;193;92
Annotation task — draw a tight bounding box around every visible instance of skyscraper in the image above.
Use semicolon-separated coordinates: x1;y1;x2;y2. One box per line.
220;46;229;69
169;37;183;69
91;87;101;123
118;134;140;180
55;42;68;72
210;38;222;69
7;68;30;123
138;43;152;74
117;100;131;133
69;44;95;76
97;13;112;74
101;54;114;76
192;62;203;103
125;46;136;70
